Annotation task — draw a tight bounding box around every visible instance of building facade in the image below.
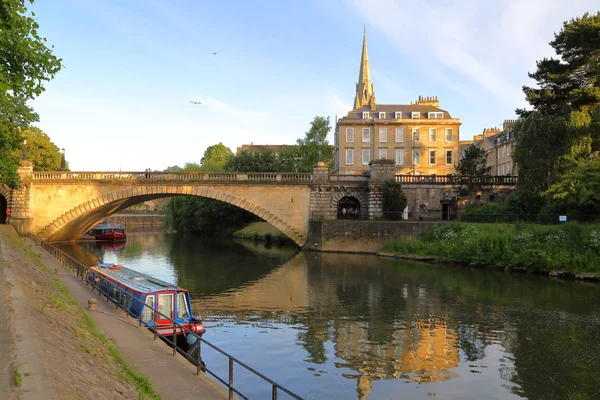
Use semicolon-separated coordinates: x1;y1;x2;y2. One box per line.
335;30;461;175
459;119;517;176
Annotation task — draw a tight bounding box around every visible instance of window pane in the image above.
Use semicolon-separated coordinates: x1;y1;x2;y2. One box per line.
429;150;436;165
158;294;173;319
446;150;453;164
379;128;387;142
346;128;354;142
379;148;387;159
362;128;370;142
445;128;453;142
429;128;436;142
414;150;420;164
362;149;370;165
177;292;189;319
345;149;353;165
142;295;154;322
412;129;420;142
396;128;404;142
395;149;404;165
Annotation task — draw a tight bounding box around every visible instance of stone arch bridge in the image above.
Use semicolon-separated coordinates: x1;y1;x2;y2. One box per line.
0;161;517;247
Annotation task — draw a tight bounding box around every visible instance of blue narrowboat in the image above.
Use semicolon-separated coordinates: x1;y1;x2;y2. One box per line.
86;263;205;338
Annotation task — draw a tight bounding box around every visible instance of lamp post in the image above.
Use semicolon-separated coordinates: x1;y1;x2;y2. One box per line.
60;148;66;170
22;139;27;160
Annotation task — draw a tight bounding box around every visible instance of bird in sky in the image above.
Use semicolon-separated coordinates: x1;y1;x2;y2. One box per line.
213;52;217;56
190;101;201;105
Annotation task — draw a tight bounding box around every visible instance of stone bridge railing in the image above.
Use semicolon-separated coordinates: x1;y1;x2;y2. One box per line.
395;174;518;185
30;171;315;183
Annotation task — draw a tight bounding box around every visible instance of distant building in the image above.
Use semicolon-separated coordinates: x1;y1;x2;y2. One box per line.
334;29;462;176
459;119;517;176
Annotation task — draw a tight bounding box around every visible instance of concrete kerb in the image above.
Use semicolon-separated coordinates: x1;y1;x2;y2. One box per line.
25;238;228;400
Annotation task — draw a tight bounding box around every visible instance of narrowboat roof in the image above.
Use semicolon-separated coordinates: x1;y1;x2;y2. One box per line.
92;264;181;293
91;222;125;230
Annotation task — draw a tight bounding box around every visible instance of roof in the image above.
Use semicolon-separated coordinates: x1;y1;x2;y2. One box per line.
94;264;181;293
341;104;455;120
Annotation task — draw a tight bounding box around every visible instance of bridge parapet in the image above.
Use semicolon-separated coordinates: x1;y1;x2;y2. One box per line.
30;171;315;183
396;174;517;185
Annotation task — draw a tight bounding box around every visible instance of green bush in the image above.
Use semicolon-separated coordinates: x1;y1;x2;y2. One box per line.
382;180;407;220
383;222;600;273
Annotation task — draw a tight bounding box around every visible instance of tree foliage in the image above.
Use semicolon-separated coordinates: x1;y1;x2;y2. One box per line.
200;143;234;171
0;0;62;188
452;144;491;197
18;127;67;171
545;156;600;215
382;181;407;220
512;113;571;195
295;116;334;172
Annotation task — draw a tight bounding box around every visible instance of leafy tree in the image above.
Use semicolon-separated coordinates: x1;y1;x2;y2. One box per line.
545;156;600;215
200;143;234;171
0;0;62;188
518;12;600;118
296;116;334;172
167;144;256;235
512;113;572;196
452;144;492;197
230;148;282;172
382;181;407;220
17;127;67;171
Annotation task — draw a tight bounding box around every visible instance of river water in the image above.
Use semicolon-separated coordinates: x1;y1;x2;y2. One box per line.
60;230;600;400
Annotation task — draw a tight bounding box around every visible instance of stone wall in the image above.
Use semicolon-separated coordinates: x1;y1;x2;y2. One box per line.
105;214;166;228
305;220;444;253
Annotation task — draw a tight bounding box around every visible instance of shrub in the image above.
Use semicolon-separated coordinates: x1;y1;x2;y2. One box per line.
382;180;407;220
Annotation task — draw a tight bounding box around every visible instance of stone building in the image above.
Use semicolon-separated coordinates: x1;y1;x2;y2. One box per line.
459;119;517;176
334;30;462;176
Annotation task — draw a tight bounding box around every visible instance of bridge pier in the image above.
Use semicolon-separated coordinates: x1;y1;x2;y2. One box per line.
8;162;34;235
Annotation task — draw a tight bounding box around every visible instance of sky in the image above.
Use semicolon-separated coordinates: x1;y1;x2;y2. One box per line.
29;0;599;171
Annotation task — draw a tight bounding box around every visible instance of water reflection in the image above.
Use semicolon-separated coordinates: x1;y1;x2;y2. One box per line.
60;231;600;400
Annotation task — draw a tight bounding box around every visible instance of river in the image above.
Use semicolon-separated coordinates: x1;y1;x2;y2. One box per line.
59;229;600;400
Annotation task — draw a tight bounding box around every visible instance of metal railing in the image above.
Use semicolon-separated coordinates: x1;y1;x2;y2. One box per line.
395;174;518;185
33;237;304;400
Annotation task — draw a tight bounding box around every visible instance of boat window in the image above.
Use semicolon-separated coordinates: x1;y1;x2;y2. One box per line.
158;293;174;320
142;295;154;322
112;287;120;301
177;292;189;319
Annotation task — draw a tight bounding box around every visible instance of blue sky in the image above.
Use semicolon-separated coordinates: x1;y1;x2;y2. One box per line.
30;0;599;171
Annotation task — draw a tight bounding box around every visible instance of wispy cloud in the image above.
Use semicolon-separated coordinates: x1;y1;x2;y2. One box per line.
190;95;268;123
349;0;598;108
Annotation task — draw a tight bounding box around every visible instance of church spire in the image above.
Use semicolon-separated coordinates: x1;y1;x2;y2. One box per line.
353;28;375;109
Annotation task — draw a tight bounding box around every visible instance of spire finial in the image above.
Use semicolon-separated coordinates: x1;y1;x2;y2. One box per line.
353;27;375;109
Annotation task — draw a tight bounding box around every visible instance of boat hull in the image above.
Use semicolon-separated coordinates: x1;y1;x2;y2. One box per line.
93;231;127;241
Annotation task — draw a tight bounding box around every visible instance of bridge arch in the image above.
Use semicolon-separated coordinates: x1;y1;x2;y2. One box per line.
0;186;11;224
38;186;306;246
332;191;367;219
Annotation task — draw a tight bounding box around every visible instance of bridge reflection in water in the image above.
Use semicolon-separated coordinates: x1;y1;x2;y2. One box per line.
66;232;600;400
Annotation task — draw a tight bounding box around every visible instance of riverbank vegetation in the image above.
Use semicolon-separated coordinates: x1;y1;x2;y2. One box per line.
166;116;333;237
232;221;293;245
383;222;600;274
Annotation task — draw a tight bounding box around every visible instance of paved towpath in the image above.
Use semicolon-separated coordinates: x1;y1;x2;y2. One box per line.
26;237;229;400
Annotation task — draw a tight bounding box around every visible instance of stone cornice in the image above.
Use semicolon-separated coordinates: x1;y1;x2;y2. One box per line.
337;118;462;126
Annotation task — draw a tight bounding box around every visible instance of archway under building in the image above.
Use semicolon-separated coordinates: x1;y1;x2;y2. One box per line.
337;196;360;220
0;194;7;224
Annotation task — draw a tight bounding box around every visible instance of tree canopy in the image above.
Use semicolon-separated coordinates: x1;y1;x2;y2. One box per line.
18;127;67;171
0;0;62;188
200;143;234;171
296;116;334;172
452;144;491;197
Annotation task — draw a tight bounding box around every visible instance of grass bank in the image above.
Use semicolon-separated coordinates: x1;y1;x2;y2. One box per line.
232;221;293;245
382;222;600;276
0;227;161;399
